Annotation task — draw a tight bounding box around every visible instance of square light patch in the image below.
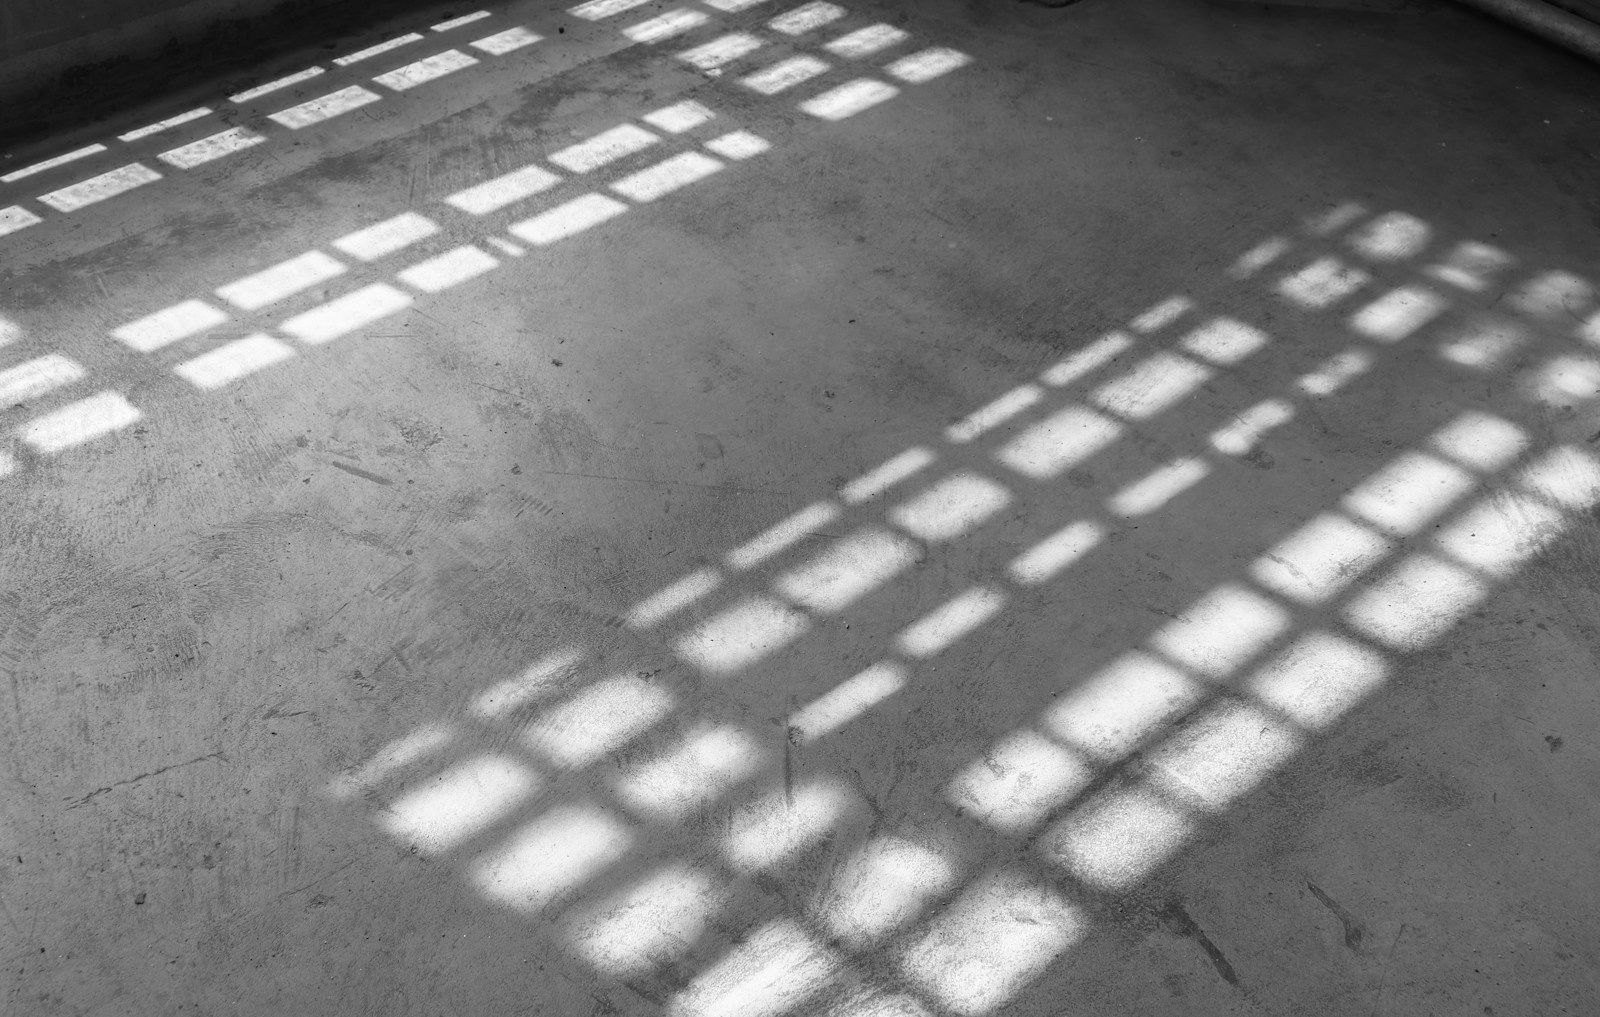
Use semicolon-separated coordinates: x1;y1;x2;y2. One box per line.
674;595;810;673
470;803;633;910
888;471;1011;540
522;673;675;766
899;868;1084;1016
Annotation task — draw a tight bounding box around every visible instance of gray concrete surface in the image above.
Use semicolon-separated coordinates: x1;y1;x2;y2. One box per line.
1;0;1598;1014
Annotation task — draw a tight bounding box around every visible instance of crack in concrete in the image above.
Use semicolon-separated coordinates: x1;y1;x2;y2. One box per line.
64;751;227;810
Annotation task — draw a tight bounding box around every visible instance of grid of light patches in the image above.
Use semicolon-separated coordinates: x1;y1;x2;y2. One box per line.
0;0;970;239
0;3;976;475
322;204;1600;1016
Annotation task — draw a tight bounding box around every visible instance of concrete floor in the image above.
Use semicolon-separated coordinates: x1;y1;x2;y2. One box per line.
1;0;1598;1013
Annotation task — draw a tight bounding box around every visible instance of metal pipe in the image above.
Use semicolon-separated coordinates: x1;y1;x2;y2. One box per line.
1453;0;1600;65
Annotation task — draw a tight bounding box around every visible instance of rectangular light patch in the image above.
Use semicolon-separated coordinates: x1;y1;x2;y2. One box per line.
229;66;324;103
770;2;847;33
0;354;85;408
508;193;629;246
839;446;934;503
1342;451;1476;535
447;164;561;214
774;526;919;612
820;835;960;948
612;725;765;821
0;206;43;237
374;50;479;91
1228;237;1291;279
174;334;296;390
38;163;161;212
334;33;423;65
470;648;586;719
1146;583;1289;678
726;501;840;568
824;24;910;58
397;244;499;293
799;78;899;121
1007;520;1104;585
1277;256;1371;308
1177;316;1270;365
886;47;972;83
741;55;830;94
1146;702;1303;810
523;674;674;766
280;284;412;344
900;870;1084;1016
332;211;439;260
1209;398;1293;455
1042;782;1192;890
642;100;715;134
675;596;810;673
623;9;710;42
1243;631;1389;731
1090;352;1212;420
570;0;654;18
1;144;107;184
21;391;142;453
158;127;266;168
624;567;721;630
217;251;346;310
888;471;1011;541
610;152;722;202
1249;512;1393;603
470;805;633;909
947;730;1093;834
1297;348;1372;396
669;919;843;1017
112;299;228;352
1350;285;1448;342
433;10;492;30
118;107;212;142
1130;296;1194;333
1040;330;1134;387
703;130;770;161
946;383;1043;443
789;662;906;742
894;586;1006;658
994;404;1121;479
1041;651;1202;758
549;124;659;173
269;86;382;129
381;755;539;854
472;27;542;54
1427;411;1528;472
1107;457;1210;516
1343;552;1489;650
678;33;763;69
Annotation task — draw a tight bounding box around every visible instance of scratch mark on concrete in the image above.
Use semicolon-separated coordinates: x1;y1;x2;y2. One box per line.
1307;880;1366;950
329;460;394;486
1370;923;1407;1016
65;752;226;809
473;381;525;401
1162;900;1240;988
281;858;357;899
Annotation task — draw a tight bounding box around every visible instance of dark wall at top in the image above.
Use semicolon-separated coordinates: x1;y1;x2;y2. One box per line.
0;0;467;151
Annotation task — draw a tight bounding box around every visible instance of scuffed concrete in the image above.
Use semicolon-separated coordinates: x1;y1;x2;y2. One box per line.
0;1;1597;1014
